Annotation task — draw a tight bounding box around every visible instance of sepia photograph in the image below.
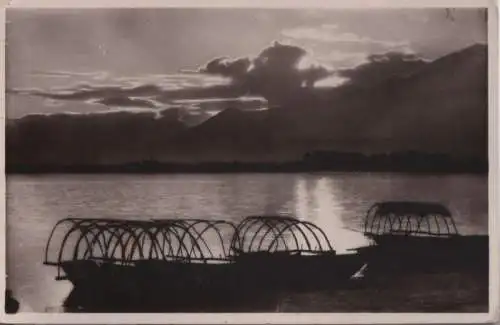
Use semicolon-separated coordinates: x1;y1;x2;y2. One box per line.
1;1;497;322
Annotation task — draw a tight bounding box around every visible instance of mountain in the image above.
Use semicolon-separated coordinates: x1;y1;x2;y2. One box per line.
6;109;187;165
172;43;487;161
367;43;487;157
175;108;302;162
318;43;488;157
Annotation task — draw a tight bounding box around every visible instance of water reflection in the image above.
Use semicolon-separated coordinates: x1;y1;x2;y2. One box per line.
294;177;309;221
215;174;296;218
294;176;370;254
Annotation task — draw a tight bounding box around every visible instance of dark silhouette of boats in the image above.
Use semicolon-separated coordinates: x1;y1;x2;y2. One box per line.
44;216;365;312
353;201;489;274
230;216;364;292
43;203;488;312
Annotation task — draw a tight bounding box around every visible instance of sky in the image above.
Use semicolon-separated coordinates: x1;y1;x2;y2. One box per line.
6;8;487;119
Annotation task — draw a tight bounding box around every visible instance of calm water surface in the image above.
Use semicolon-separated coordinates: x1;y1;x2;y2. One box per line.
6;173;488;312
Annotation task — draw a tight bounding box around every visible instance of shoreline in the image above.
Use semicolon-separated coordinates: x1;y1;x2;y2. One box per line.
5;168;489;175
6;152;488;175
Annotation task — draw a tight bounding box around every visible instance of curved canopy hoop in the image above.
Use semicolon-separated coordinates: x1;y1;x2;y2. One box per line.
56;219;102;265
231;216;335;254
256;219;302;252
157;222;206;261
249;218;293;252
295;221;330;251
363;202;459;237
107;223;139;261
126;226;163;261
179;221;219;259
74;224;110;260
152;226;179;259
184;220;234;259
266;222;304;252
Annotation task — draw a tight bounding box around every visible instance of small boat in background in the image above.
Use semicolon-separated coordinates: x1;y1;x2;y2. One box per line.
354;201;489;274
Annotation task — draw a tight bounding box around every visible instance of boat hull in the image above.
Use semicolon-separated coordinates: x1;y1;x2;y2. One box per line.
357;235;489;274
60;254;365;312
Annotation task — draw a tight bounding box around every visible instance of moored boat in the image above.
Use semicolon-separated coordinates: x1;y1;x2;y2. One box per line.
354;201;489;273
229;215;366;291
44;215;365;311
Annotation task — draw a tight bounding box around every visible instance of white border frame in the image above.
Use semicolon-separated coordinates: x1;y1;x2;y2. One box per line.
0;0;498;323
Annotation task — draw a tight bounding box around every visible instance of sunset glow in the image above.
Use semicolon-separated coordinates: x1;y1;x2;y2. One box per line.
314;75;348;88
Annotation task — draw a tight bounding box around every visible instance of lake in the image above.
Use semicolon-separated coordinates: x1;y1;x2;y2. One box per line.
6;173;488;312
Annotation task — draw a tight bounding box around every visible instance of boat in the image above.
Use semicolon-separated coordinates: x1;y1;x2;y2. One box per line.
43;215;365;311
44;217;258;311
229;215;365;291
354;201;489;273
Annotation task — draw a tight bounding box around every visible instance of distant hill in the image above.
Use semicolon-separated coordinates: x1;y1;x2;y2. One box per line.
7;109;187;165
176;43;487;161
351;43;487;157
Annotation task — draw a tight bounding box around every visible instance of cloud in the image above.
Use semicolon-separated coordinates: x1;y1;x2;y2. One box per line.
8;43;430;122
8;74;268;122
320;50;369;68
281;24;410;48
12;71;232;101
9;43;339;118
43;98;65;107
200;57;252;82
115;73;231;89
12;41;392;120
172;96;268;126
93;96;160;109
175;97;267;112
9;83;163;101
8;72;243;117
172;96;268;114
314;75;349;88
198;42;336;103
338;51;428;88
30;70;110;80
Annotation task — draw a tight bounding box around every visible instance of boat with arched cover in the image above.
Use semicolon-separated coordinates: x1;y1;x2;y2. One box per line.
230;215;364;290
355;201;488;273
44;215;365;311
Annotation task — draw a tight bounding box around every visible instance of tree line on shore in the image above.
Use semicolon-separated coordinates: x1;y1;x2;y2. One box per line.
6;150;487;174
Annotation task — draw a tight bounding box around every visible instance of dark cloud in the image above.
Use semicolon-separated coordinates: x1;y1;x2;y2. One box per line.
197;43;429;104
201;57;252;82
95;96;159;108
8;80;258;117
30;70;109;80
9;81;249;104
338;51;428;88
10;84;163;102
173;97;268;126
174;97;266;113
7;44;431;124
9;42;335;117
199;42;334;103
